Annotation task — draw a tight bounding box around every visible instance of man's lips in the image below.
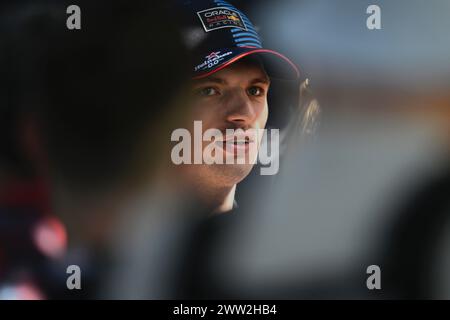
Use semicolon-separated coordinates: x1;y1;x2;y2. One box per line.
215;132;257;143
214;134;257;155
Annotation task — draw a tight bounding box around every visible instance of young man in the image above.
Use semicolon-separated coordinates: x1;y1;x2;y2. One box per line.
173;0;300;214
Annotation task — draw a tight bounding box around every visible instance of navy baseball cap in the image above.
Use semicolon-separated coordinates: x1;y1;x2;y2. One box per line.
176;0;300;80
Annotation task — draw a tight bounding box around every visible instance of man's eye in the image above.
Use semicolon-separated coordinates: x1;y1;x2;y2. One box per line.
247;86;264;96
197;87;219;96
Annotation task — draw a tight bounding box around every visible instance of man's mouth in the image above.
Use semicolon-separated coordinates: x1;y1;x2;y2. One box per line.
224;136;251;144
215;134;256;155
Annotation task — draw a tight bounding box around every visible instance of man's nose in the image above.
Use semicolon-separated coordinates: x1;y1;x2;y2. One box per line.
225;90;257;126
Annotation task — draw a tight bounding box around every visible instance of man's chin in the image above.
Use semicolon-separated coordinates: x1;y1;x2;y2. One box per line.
209;163;255;186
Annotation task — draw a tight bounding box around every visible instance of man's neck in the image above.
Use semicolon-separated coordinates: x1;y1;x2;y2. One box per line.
166;164;237;214
212;184;236;214
177;179;237;214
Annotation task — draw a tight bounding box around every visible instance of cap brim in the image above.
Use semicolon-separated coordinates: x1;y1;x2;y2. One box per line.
192;47;300;80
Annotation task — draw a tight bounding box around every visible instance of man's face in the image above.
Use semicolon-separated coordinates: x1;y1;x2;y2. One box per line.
181;58;270;189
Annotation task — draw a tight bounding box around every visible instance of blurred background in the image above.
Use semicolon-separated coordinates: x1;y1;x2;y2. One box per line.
1;0;449;299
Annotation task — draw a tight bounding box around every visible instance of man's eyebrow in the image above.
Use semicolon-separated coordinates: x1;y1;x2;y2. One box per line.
192;76;271;85
193;77;227;85
250;77;271;85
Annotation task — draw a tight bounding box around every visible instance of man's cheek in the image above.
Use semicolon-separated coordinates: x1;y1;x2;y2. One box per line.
190;100;213;118
260;102;269;129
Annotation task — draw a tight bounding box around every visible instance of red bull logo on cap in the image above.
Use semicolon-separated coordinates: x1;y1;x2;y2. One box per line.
197;6;247;32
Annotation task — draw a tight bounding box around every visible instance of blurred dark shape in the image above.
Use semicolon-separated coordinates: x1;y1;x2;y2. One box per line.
0;2;64;297
1;0;190;299
383;167;450;299
30;1;189;190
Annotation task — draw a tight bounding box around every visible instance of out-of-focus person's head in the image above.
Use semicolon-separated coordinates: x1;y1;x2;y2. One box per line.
4;0;191;187
1;0;192;245
37;0;190;192
0;1;39;180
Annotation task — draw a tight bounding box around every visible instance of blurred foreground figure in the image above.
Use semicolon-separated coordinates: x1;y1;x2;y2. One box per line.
0;1;68;300
1;0;196;298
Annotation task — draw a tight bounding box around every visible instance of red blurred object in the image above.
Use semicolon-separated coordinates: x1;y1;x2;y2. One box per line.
0;177;67;274
32;216;67;259
0;178;51;214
